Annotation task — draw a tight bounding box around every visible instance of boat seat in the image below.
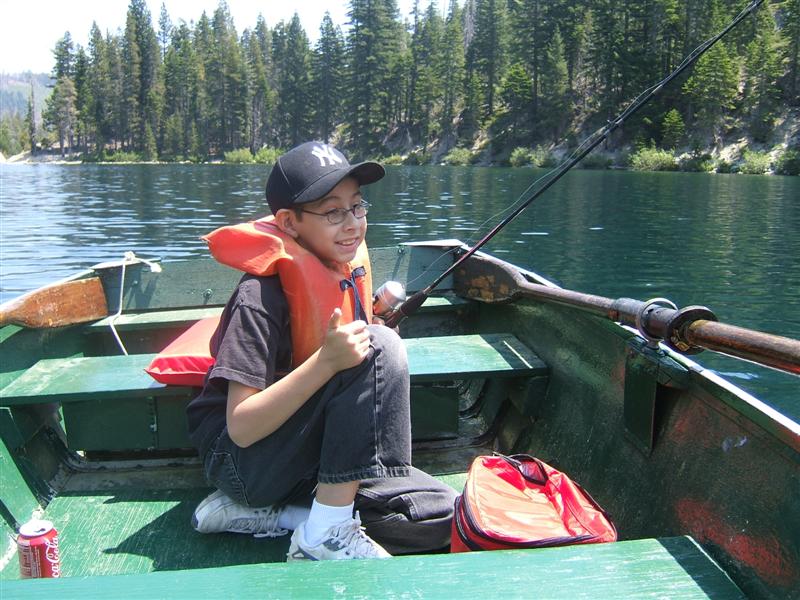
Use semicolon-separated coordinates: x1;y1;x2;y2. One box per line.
0;524;743;598
83;296;471;333
0;334;545;405
87;307;224;332
0;334;547;451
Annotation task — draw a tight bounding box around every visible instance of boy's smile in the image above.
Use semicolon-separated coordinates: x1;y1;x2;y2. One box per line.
280;176;367;269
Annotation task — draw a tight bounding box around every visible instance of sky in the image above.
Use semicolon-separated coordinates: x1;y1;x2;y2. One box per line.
0;0;419;75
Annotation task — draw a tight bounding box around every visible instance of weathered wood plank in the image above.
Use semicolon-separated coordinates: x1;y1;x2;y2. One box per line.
406;333;547;382
85;296;468;334
0;335;546;405
1;537;743;598
87;307;224;332
0;354;186;406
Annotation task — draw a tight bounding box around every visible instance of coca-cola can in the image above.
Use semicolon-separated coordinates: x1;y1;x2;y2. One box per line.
17;519;61;578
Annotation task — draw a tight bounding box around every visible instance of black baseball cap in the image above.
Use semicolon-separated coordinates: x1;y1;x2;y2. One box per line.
265;141;385;214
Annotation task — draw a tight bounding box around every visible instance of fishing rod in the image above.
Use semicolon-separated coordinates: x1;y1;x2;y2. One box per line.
380;0;767;329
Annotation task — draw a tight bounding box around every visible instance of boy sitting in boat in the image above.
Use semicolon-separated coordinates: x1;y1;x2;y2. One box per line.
186;141;457;561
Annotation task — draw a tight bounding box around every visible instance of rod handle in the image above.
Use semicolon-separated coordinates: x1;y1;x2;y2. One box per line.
383;290;429;329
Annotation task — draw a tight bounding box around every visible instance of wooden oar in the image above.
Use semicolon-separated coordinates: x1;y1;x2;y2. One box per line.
0;277;109;328
454;252;800;376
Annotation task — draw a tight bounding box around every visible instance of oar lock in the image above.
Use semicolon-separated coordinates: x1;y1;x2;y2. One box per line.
635;298;718;354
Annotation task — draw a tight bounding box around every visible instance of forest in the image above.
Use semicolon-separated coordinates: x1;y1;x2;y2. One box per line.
2;0;799;172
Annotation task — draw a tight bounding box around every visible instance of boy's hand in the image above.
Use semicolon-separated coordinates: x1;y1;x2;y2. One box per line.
319;308;370;373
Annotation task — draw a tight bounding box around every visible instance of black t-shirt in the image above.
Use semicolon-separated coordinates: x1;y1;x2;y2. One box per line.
186;274;292;455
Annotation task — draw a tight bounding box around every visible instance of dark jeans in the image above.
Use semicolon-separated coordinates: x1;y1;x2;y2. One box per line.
202;325;457;554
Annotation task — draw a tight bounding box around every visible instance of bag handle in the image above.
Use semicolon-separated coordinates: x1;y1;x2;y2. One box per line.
495;453;548;485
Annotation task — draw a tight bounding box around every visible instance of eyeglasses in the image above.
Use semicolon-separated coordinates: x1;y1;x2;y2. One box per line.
301;201;370;225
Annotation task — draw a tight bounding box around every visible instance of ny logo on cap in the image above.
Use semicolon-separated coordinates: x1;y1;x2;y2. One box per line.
311;144;343;167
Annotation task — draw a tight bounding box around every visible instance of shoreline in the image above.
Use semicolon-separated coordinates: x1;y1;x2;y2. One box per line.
1;149;795;175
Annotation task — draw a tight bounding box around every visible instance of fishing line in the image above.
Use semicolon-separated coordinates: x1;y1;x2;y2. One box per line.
403;47;697;289
388;0;766;324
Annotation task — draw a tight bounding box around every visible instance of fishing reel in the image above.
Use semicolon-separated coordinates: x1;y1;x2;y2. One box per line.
373;281;406;318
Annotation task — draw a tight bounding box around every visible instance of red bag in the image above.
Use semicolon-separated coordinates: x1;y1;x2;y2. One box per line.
451;454;617;552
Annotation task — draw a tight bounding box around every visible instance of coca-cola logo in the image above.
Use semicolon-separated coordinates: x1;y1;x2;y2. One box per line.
44;537;60;578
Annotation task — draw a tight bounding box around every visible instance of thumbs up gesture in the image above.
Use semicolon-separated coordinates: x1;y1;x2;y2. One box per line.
318;308;370;373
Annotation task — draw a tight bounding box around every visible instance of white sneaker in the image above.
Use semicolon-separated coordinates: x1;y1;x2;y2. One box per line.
286;512;391;561
192;490;288;538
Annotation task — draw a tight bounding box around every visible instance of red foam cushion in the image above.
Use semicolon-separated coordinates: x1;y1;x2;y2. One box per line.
145;316;220;386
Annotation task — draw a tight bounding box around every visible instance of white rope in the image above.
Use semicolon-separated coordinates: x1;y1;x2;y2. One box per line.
107;252;163;356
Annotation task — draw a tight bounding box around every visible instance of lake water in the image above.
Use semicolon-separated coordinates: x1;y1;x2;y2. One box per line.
1;164;798;419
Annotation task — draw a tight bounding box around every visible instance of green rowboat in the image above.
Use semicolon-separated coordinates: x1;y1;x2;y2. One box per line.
0;242;798;599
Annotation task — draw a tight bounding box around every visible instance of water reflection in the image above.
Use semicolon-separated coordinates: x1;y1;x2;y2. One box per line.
1;163;797;414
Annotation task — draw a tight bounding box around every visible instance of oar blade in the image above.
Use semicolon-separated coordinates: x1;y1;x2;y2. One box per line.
0;277;109;328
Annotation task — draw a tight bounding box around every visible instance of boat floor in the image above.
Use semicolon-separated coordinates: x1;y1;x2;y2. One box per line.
0;437;745;598
0;448;476;580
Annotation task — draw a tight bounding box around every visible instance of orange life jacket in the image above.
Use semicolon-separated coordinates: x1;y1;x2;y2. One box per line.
203;216;373;368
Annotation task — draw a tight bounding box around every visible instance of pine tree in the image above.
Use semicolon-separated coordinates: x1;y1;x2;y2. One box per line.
539;26;569;138
409;2;444;142
163;113;183;159
252;15;276;147
346;0;402;153
26;85;36;153
587;0;624;118
572;9;597;113
124;0;161;151
88;23;113;155
783;0;800;101
470;0;509;118
163;21;196;157
682;40;738;127
72;46;92;153
499;62;532;135
459;71;483;141
158;3;172;59
661;108;685;149
743;7;783;142
52;33;75;80
43;77;78;156
243;24;272;151
440;0;465;138
195;13;214;158
122;10;142;149
507;0;547;119
204;3;250;152
142;121;158;160
313;13;345;142
106;33;125;152
277;14;312;147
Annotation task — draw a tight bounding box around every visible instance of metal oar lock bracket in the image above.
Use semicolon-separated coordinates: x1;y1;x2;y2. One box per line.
632;297;719;354
624;298;715;455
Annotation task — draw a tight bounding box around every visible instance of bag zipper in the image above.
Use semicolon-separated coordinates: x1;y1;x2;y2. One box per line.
458;491;595;549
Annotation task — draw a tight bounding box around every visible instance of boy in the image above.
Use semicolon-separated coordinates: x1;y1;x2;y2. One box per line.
186;141;457;561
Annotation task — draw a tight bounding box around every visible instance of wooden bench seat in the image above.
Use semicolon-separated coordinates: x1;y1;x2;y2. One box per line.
0;334;546;450
84;296;471;333
87;307;224;332
1;533;743;598
0;334;546;406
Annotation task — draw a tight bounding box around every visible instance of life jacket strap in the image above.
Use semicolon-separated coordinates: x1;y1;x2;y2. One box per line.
340;267;368;322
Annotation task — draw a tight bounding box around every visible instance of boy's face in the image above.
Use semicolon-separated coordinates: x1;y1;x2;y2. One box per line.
280;176;367;268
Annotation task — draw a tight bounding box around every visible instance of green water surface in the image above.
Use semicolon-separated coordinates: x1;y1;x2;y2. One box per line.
1;164;797;417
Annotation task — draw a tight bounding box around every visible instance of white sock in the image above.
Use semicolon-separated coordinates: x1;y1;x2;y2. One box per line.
276;504;311;531
303;498;354;546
